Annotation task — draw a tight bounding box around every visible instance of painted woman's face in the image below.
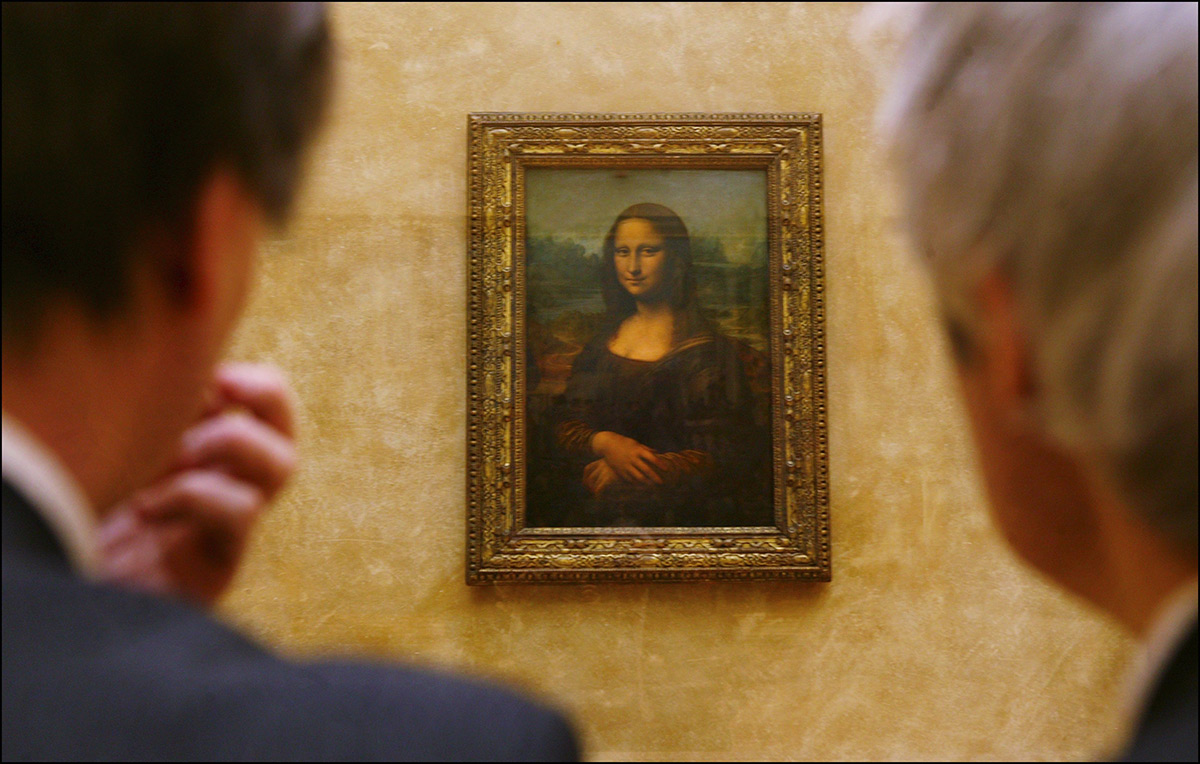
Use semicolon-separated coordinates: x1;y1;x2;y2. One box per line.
613;218;668;301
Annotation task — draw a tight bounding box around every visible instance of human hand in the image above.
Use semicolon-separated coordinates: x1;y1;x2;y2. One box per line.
582;458;619;495
590;431;665;485
96;363;297;608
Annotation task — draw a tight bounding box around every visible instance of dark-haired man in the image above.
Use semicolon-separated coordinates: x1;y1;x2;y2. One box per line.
1;4;578;760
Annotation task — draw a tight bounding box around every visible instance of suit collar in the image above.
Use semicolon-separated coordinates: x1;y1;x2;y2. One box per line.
2;480;73;570
1121;577;1199;742
1;411;99;576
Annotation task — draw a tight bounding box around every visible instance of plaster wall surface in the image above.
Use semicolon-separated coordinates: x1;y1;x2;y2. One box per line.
223;3;1135;759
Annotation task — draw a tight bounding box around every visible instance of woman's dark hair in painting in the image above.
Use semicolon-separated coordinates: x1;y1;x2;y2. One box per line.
598;203;711;341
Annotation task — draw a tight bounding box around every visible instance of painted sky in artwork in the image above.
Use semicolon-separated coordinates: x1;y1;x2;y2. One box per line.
525;168;767;265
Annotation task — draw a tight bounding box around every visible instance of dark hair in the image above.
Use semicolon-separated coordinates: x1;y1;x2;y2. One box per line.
2;2;334;342
599;203;710;341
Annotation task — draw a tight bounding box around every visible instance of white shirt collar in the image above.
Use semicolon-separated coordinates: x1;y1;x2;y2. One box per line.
1120;576;1200;737
1;410;100;577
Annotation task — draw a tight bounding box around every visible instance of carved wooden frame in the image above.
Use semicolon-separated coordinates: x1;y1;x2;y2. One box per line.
467;113;829;584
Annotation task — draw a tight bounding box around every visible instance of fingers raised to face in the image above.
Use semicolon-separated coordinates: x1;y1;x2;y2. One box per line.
129;469;264;530
212;362;296;438
178;413;296;497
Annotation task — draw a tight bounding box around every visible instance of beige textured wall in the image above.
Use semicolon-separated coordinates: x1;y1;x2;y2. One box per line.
223;3;1135;760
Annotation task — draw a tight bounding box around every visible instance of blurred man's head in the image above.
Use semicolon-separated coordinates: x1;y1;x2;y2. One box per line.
2;3;332;509
882;2;1197;628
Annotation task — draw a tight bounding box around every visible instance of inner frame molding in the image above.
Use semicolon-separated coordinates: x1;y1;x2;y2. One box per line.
466;113;829;584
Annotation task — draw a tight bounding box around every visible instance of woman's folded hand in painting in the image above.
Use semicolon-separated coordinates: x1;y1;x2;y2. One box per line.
582;459;617;494
583;439;716;495
590;430;666;485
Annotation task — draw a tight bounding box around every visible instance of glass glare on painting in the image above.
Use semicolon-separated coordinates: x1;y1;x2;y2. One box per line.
524;169;773;528
467;113;830;583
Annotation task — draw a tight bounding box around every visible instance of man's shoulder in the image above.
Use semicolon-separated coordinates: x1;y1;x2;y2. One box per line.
2;551;577;761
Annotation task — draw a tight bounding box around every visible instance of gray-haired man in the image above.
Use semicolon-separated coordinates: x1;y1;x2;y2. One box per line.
882;3;1196;760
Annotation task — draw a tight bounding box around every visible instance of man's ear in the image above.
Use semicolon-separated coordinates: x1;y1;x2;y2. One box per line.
161;168;261;321
974;270;1037;415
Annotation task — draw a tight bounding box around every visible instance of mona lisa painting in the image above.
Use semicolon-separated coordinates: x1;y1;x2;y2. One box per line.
467;114;829;583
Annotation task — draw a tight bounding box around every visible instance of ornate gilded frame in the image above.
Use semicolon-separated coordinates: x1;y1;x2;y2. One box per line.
467;113;829;583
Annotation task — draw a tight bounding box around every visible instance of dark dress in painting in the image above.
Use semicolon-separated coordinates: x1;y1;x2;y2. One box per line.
536;328;772;528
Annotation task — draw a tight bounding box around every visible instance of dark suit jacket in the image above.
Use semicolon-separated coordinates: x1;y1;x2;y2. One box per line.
2;481;579;761
1122;617;1199;762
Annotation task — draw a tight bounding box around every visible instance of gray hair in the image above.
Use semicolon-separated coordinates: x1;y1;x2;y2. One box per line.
880;3;1198;551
